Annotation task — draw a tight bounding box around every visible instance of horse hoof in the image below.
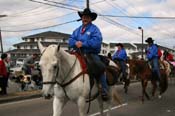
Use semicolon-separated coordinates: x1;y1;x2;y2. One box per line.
43;94;52;99
101;94;109;101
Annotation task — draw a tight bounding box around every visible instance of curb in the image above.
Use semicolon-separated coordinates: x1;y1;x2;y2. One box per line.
0;91;42;104
0;80;140;104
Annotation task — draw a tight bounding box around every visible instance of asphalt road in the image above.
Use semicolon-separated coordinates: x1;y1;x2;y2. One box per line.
0;81;175;116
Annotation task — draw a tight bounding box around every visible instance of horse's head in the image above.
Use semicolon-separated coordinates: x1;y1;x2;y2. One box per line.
128;59;137;77
38;41;61;99
128;59;145;77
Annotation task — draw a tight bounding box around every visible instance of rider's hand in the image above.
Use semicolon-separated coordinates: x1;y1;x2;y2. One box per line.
76;41;83;48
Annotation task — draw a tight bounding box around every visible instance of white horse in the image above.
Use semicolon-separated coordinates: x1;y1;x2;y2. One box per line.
38;42;121;116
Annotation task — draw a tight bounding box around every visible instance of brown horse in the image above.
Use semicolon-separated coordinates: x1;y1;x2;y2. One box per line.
128;59;168;102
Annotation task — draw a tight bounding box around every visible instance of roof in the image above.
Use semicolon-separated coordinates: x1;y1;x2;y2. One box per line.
130;51;146;56
109;43;136;49
133;43;147;49
6;49;40;54
13;42;68;47
22;31;70;40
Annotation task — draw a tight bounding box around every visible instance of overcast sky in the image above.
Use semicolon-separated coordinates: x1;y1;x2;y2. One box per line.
0;0;175;51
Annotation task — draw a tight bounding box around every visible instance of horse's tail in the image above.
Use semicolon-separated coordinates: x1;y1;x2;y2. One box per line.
160;70;168;94
162;60;171;77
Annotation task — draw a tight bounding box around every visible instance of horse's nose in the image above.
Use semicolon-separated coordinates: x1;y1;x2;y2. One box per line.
43;94;52;99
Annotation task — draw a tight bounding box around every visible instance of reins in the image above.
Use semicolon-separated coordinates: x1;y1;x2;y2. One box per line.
42;48;87;88
41;47;93;113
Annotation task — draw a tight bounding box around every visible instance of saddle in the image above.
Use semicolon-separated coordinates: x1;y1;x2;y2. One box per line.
69;52;120;102
147;60;165;70
105;65;120;85
69;52;119;86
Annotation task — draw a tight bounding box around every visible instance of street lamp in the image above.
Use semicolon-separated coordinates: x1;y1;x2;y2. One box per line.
0;15;7;18
0;15;7;53
138;26;144;59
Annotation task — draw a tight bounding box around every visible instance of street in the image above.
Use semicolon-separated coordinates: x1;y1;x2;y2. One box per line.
0;81;175;116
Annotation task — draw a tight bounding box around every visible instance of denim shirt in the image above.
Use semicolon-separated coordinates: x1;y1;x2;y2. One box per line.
112;48;127;61
68;23;102;54
146;44;158;60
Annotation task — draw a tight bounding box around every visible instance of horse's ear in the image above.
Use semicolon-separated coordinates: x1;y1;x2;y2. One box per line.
38;41;45;53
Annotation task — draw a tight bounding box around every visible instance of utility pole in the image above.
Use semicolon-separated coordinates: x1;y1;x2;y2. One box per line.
0;15;7;53
87;0;89;8
0;28;3;53
138;27;144;59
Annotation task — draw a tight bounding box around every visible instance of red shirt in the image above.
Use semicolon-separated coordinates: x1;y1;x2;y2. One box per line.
167;54;174;61
158;49;162;59
0;59;7;77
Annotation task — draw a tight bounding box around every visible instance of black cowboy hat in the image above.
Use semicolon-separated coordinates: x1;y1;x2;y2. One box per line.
115;43;124;48
78;8;97;21
145;37;154;43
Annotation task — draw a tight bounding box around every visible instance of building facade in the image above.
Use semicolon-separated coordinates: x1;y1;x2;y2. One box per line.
6;31;175;66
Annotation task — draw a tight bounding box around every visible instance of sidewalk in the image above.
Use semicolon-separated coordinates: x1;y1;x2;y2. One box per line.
0;78;173;105
0;90;42;104
0;80;139;104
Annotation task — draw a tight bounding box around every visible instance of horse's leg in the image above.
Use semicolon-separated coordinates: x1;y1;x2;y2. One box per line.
106;88;122;116
105;99;112;116
141;79;150;102
53;97;67;116
151;80;157;97
124;78;130;94
77;96;86;116
97;96;104;116
143;80;150;100
105;89;114;116
141;80;145;102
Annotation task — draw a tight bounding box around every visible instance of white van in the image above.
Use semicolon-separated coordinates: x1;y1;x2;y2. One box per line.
16;58;24;66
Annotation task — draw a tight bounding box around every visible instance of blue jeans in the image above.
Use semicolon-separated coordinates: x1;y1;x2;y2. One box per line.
88;54;108;94
119;60;127;80
150;58;161;81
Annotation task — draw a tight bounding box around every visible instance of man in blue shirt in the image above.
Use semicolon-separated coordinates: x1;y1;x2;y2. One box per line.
69;8;108;100
112;43;127;82
145;37;161;82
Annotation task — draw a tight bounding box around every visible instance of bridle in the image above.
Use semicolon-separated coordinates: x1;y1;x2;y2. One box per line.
41;47;87;88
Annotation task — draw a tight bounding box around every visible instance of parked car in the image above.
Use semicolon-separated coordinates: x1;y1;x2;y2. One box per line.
16;58;25;66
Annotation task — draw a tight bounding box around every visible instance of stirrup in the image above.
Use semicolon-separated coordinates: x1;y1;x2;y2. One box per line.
101;89;109;100
101;93;109;101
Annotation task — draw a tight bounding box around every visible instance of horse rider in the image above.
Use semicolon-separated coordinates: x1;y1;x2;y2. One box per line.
68;8;108;100
145;37;161;82
112;43;127;82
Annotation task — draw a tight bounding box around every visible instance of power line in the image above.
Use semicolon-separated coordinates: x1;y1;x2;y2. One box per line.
90;5;140;36
29;0;79;11
1;12;75;28
43;0;82;9
1;19;80;32
99;14;175;19
105;0;139;29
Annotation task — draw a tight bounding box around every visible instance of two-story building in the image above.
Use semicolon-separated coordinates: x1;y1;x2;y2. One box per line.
7;31;70;66
6;31;175;66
